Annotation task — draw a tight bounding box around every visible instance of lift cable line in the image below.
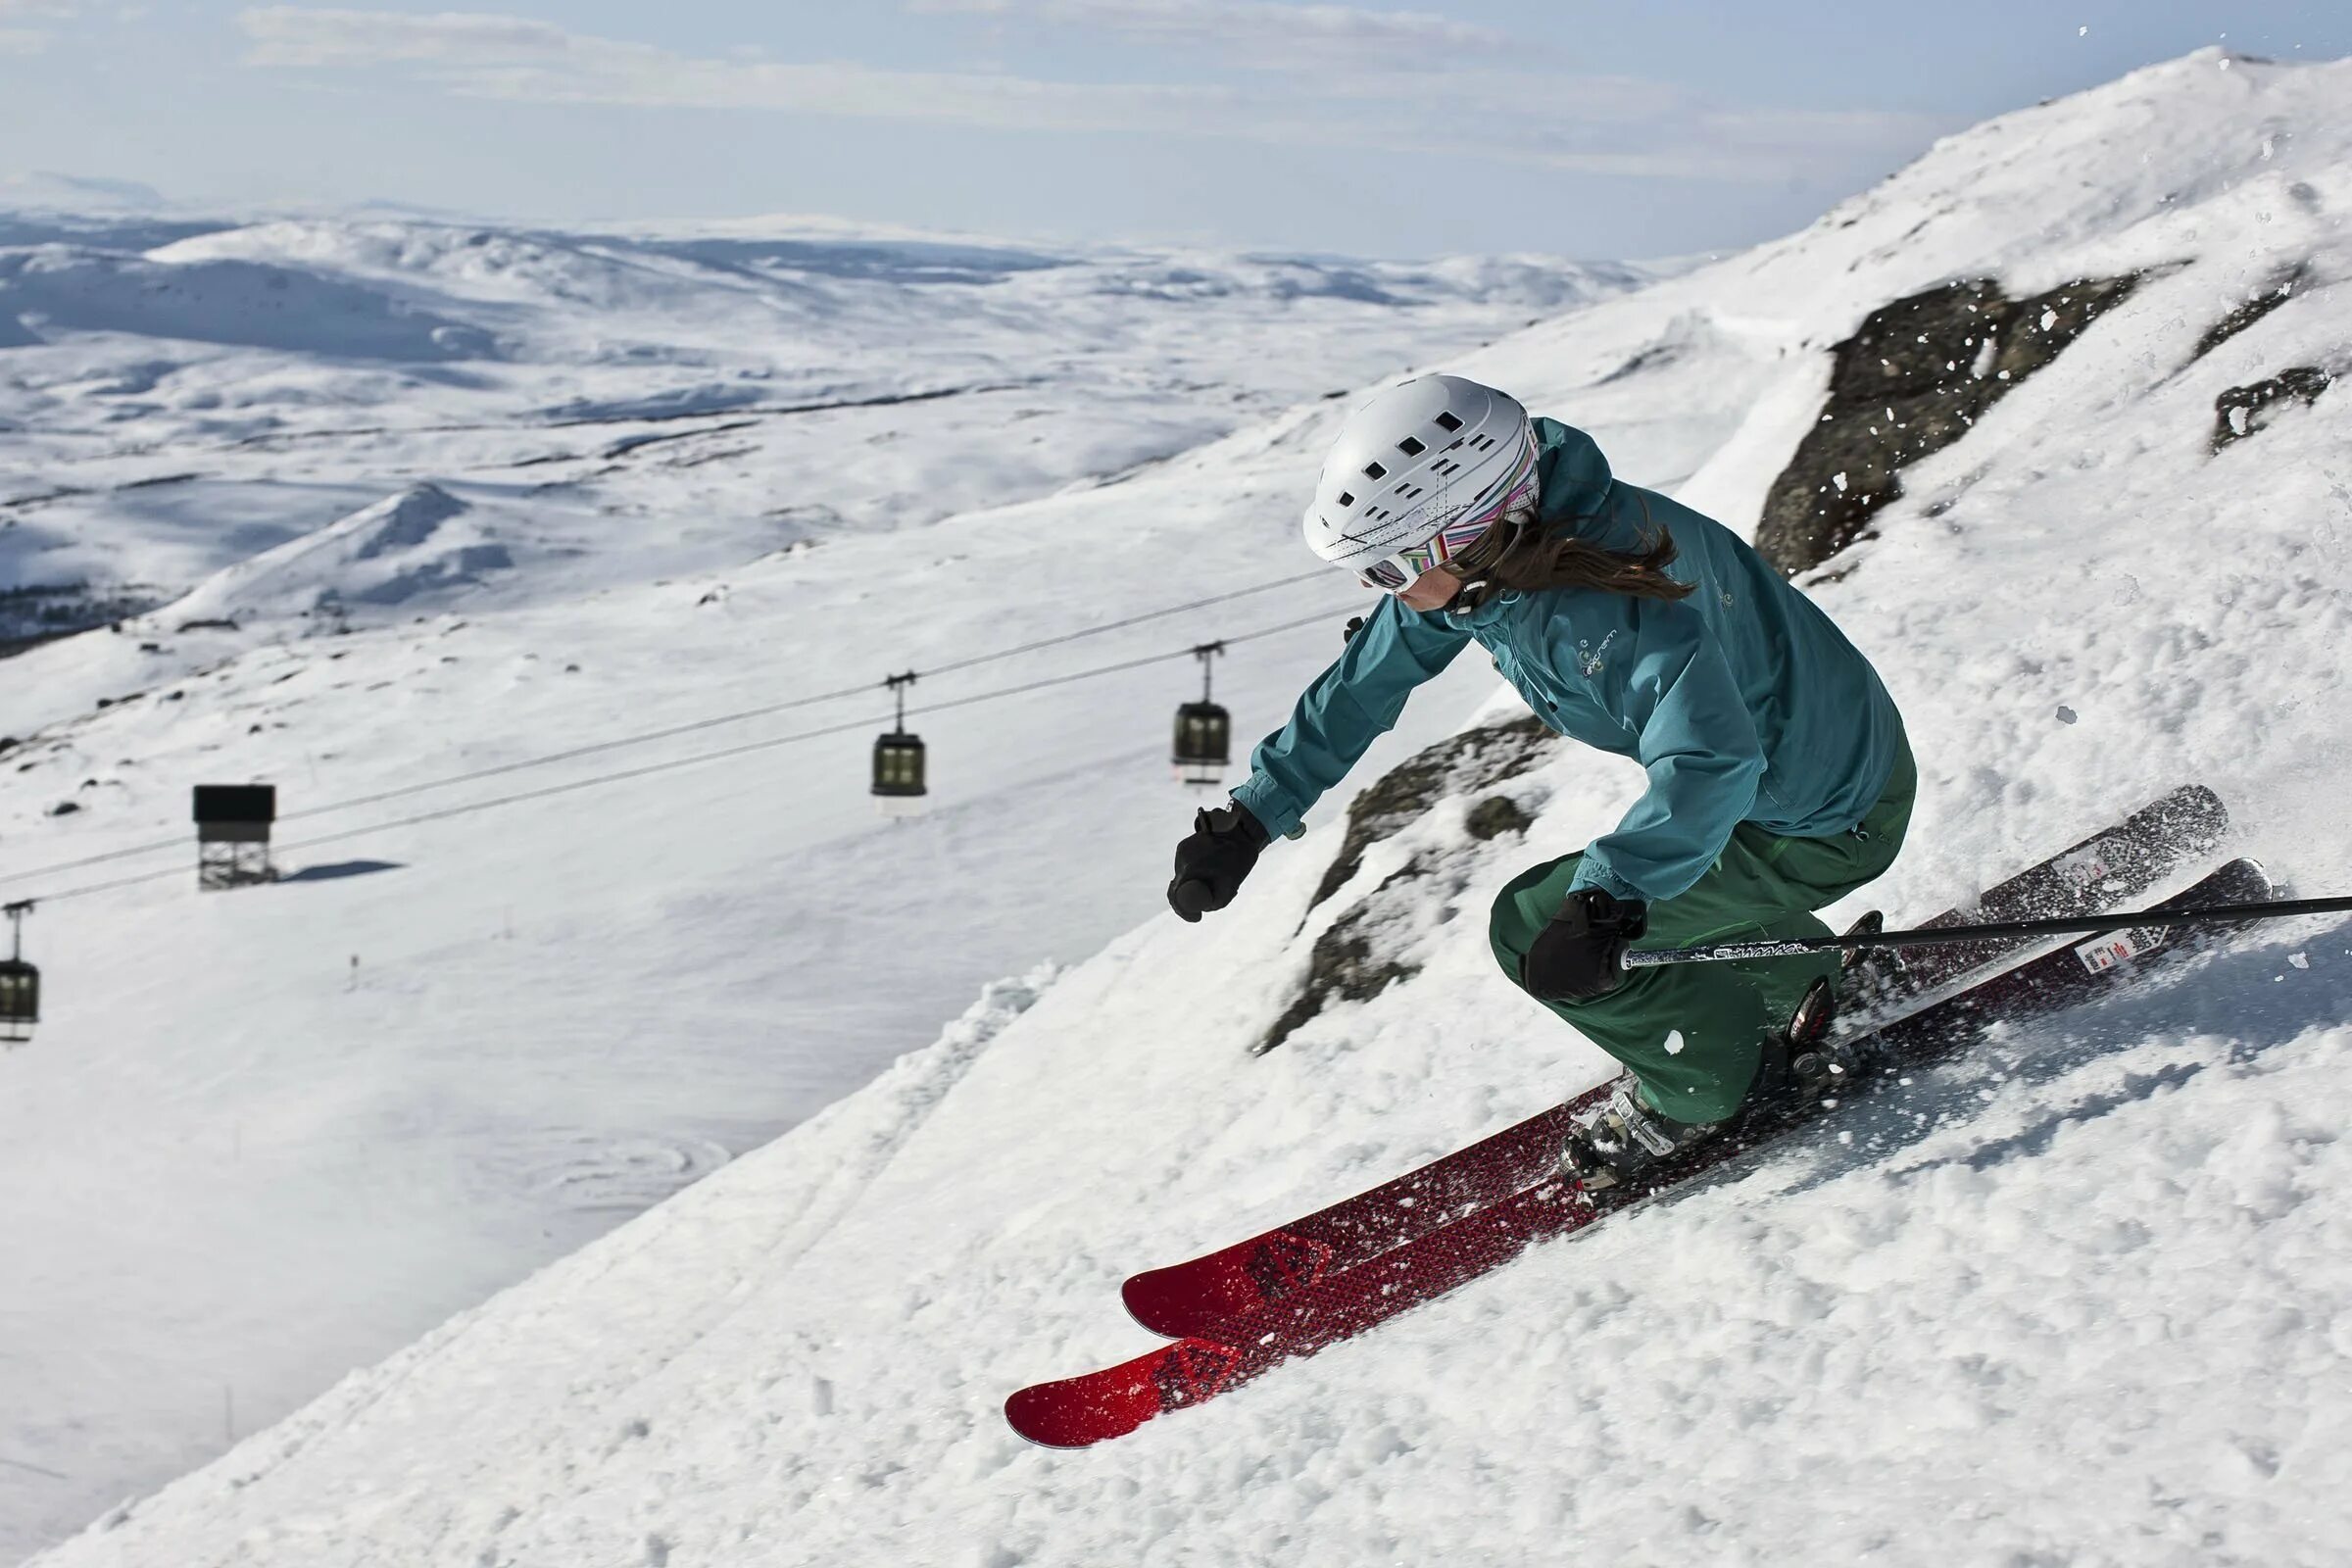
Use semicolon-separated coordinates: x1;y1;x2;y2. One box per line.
0;567;1339;892
15;603;1354;906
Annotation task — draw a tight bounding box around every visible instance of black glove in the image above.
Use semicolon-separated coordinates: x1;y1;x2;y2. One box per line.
1167;802;1269;922
1523;888;1648;1002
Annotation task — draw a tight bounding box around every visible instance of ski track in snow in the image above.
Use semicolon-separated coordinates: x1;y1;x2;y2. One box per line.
10;45;2352;1568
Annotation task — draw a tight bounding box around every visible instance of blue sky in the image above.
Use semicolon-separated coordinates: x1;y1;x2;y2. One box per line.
5;1;2348;258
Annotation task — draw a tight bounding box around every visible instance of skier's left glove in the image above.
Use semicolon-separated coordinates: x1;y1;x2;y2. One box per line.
1167;802;1270;923
1523;888;1648;1002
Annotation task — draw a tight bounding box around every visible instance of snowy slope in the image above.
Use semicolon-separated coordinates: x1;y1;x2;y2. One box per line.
0;200;1648;1554
17;47;2352;1568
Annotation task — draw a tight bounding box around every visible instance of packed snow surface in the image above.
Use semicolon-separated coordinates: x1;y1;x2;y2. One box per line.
10;46;2352;1568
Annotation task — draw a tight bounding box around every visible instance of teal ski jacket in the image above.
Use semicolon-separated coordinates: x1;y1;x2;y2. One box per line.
1232;418;1907;905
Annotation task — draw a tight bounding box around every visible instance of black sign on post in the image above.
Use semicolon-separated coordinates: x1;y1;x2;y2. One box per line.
194;784;278;890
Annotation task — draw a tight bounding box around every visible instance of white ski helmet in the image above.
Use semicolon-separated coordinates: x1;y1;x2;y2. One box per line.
1301;373;1539;590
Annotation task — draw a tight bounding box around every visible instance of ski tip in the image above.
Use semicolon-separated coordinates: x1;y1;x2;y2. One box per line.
1120;1273;1186;1339
1004;1374;1152;1449
1005;1339;1241;1449
2166;780;2227;817
1122;1231;1333;1340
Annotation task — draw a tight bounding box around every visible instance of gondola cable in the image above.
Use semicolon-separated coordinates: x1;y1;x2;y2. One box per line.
0;567;1336;891
16;603;1355;906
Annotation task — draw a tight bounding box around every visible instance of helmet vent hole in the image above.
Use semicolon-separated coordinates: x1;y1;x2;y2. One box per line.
1338;492;1355;508
1434;411;1464;432
1397;436;1426;457
1363;462;1388;480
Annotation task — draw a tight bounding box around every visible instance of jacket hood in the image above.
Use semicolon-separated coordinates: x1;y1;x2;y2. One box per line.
1531;417;1615;530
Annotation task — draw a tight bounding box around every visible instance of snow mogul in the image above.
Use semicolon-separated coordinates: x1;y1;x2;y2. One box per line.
1166;373;1914;1190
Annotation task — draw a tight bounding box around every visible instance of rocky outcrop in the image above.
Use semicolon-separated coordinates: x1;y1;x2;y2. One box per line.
1756;274;2140;576
1304;714;1556;913
2212;368;2333;452
0;583;165;659
2192;265;2307;362
1257;860;1430;1056
1256;712;1557;1054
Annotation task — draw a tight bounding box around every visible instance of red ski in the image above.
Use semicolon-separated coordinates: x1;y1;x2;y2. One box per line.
1120;783;2228;1341
1007;856;2269;1448
1119;1096;1592;1338
1010;1176;1598;1448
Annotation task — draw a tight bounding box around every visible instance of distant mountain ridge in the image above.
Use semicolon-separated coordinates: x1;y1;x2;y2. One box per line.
0;206;1651;687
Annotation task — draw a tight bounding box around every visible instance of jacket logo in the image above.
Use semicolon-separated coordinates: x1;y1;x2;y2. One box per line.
1577;629;1618;679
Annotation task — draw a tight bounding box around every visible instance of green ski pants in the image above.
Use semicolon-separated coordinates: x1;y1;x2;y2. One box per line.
1489;736;1916;1125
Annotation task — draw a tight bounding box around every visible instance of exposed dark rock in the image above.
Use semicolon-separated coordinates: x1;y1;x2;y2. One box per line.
1756;273;2142;575
0;581;167;659
1258;861;1431;1055
2212;368;2332;452
1465;794;1535;841
1306;713;1556;913
2193;265;2307;362
1257;714;1558;1054
48;801;80;817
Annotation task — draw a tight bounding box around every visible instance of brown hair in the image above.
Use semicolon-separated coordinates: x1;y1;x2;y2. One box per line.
1453;499;1694;608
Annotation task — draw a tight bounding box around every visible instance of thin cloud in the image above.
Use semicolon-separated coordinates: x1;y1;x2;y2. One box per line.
232;7;1940;183
905;0;1523;58
237;8;1231;133
239;7;576;67
0;0;79;49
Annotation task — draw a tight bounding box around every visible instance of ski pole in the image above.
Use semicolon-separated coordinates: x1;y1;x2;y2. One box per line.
1620;893;2352;969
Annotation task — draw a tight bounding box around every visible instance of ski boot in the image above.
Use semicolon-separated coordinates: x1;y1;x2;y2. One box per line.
1774;915;1899;1102
1779;974;1874;1100
1561;1074;1721;1193
1834;910;1910;1019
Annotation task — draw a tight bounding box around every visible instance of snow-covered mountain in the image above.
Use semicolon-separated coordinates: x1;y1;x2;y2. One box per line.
10;45;2352;1567
0;180;1648;1558
0;210;1645;661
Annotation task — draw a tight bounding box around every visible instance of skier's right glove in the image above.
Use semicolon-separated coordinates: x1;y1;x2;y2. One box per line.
1523;888;1648;1002
1167;802;1269;923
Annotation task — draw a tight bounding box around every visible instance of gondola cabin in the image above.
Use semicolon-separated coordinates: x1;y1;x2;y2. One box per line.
1172;643;1231;789
1171;701;1231;788
872;671;928;819
0;957;35;1046
1;902;34;1046
872;730;928;819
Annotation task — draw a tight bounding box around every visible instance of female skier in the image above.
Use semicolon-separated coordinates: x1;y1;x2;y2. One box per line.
1166;373;1914;1187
